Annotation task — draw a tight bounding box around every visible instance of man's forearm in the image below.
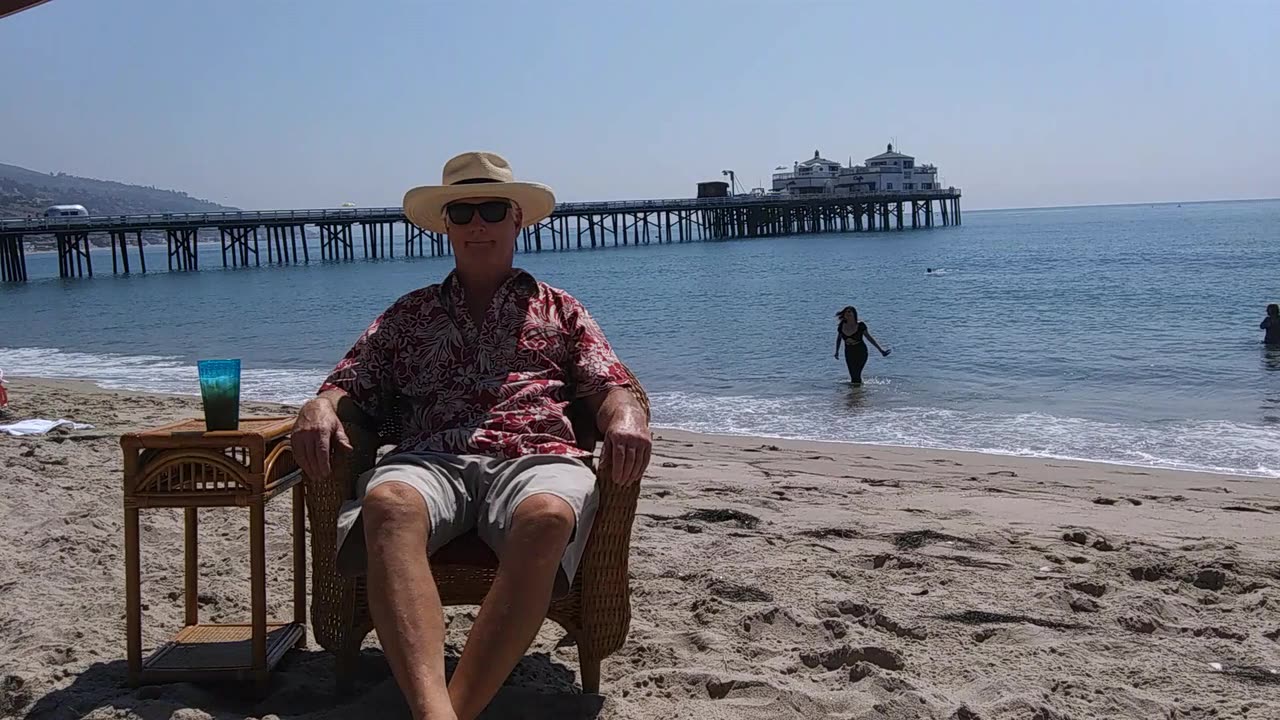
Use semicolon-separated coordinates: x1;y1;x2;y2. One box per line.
593;386;646;432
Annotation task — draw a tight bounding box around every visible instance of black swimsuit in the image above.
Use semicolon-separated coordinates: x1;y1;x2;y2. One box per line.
840;321;869;384
1263;317;1280;346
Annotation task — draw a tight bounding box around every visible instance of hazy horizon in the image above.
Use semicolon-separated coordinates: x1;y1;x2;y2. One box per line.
2;0;1277;212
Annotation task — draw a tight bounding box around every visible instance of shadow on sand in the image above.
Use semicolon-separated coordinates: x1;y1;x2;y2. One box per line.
22;648;604;720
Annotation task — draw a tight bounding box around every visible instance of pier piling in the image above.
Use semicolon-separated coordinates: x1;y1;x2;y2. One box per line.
0;234;27;282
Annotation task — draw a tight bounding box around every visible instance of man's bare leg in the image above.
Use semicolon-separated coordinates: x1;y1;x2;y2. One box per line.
447;494;575;720
363;482;456;720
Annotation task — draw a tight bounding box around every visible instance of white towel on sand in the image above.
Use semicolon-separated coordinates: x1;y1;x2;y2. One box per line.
0;419;95;436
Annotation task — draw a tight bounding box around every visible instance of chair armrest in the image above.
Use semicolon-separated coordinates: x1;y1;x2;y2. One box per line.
304;412;382;651
576;370;649;656
305;415;380;521
576;457;642;658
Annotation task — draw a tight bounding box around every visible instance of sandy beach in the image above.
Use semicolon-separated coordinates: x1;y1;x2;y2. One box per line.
1;377;1277;719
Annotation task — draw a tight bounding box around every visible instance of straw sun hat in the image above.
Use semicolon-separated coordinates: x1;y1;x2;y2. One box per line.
402;151;556;234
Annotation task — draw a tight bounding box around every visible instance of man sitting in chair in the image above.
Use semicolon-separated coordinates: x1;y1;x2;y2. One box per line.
293;151;652;720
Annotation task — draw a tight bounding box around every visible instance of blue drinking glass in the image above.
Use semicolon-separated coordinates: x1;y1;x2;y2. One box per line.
197;359;241;431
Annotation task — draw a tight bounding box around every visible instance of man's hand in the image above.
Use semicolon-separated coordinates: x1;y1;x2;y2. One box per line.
293;393;352;481
584;387;652;486
602;409;652;487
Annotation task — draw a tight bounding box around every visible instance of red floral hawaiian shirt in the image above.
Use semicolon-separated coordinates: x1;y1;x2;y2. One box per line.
319;269;632;460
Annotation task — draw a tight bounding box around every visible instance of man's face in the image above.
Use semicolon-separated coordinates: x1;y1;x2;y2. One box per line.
445;195;523;271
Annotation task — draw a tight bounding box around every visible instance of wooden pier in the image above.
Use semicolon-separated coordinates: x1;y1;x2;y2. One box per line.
0;189;960;282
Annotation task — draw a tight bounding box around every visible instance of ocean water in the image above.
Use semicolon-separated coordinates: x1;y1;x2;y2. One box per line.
2;200;1278;477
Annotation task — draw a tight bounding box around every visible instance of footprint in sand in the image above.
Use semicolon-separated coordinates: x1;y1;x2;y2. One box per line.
706;578;773;603
1189;626;1246;641
1067;580;1108;597
681;508;760;528
1061;529;1118;551
987;470;1018;478
894;529;976;550
1140;493;1187;503
799;644;905;671
1129;564;1173;582
703;677;774;700
859;553;922;570
1068;596;1101;613
820;618;849;640
799;527;860;540
937;610;1082;631
833;600;929;640
1191;568;1229;591
1118;614;1162;634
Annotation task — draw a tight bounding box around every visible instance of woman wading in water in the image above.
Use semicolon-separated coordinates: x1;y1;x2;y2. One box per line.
1261;304;1280;346
834;306;890;385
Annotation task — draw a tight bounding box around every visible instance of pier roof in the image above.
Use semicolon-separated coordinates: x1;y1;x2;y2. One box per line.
866;143;913;161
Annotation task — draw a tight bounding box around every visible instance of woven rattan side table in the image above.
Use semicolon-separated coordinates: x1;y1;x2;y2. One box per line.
120;417;305;693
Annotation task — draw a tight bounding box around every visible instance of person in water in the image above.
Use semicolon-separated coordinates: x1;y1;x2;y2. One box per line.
834;306;890;384
1262;304;1280;346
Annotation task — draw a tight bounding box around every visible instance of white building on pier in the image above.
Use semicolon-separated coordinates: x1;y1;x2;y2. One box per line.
770;150;842;195
771;144;941;194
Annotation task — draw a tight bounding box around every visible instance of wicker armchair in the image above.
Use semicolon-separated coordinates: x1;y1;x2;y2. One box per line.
303;369;649;693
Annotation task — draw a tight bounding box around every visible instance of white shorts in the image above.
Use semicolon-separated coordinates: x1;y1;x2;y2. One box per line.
335;452;598;598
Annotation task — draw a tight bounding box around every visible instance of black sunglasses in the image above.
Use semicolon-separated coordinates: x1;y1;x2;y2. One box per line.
446;200;511;225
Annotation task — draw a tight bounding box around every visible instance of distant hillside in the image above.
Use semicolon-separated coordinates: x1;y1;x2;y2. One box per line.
0;162;239;218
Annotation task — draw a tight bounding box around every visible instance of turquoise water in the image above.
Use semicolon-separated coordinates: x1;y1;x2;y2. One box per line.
2;200;1278;476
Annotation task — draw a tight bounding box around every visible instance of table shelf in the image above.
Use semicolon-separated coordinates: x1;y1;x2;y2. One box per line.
142;622;305;683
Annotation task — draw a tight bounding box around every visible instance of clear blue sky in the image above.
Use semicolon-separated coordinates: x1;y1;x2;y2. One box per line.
2;0;1277;210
